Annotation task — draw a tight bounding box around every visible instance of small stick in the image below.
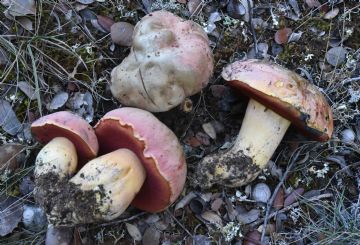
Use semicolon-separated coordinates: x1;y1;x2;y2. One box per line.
99;212;146;227
252;193;333;228
260;148;301;244
166;210;193;238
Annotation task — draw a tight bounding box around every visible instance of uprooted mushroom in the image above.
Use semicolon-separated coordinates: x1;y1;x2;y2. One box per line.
194;59;333;188
110;10;214;112
32;108;186;225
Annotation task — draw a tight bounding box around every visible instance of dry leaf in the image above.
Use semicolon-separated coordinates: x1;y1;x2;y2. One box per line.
125;223;142;241
324;8;339;20
0;196;23;236
142;226;160;245
0;144;24;172
97;15;115;32
201;211;223;227
237;209;260;225
0;100;23;135
18;81;35;100
17;17;33;30
284;187;304;207
48;91;69;110
202;122;216;139
325;46;347;66
274;28;292;44
4;0;36;17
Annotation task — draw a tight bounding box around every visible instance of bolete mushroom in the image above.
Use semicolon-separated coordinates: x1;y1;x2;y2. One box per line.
195;59;333;188
110;10;214;112
33;108;186;225
31;111;99;165
94;107;187;212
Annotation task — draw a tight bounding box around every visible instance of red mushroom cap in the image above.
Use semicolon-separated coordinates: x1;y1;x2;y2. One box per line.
31;111;99;164
94;107;187;212
222;59;333;141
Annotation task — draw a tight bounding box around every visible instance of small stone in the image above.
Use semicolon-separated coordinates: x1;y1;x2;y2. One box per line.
252;183;271;203
110;22;134;46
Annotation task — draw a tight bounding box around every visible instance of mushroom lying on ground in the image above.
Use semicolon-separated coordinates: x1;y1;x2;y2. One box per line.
194;59;333;188
110;10;214;112
32;108;186;225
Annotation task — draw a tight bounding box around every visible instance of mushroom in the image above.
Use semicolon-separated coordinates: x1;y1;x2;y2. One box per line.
110;10;214;112
32;108;186;225
31;111;99;165
94;107;187;212
194;59;333;188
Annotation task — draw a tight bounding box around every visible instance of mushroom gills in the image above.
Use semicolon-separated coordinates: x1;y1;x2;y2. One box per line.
234;99;291;168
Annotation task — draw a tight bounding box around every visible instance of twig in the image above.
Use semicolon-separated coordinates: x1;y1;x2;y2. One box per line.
260;148;302;244
252;193;333;228
247;0;259;57
166;210;193;237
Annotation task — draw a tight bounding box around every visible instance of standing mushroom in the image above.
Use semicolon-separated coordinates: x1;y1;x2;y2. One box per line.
32;108;186;225
194;59;333;188
110;10;214;112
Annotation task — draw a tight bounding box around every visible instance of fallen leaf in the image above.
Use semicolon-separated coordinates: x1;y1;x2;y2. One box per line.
0;100;23;135
17;17;33;30
288;0;301;17
76;0;94;4
188;0;202;15
18;81;35;100
243;230;261;245
201;211;223;227
202;122;216;140
195;132;210;146
48;91;69;110
0;48;9;67
142;226;160;245
237;209;260;224
305;0;321;8
97;15;115;32
4;0;36;17
0;144;24;172
284;187;304;207
0;195;23;236
274;28;292;44
125;223;142;241
325;46;347;66
145;214;160;224
324;8;339;20
273;187;284;210
288;31;303;43
90;19;107;33
211;198;223;212
227;0;246;19
192;235;212;245
45;225;74;245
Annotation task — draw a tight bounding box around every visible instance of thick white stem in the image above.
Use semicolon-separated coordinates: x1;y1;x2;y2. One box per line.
233;99;291;168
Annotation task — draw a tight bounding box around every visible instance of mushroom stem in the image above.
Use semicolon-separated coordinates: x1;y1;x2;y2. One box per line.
233;99;291;168
194;99;290;188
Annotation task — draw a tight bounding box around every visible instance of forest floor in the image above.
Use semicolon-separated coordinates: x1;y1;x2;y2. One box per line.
0;0;360;244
